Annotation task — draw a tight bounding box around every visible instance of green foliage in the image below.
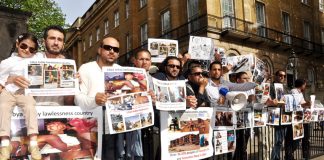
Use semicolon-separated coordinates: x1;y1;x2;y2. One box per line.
0;0;66;39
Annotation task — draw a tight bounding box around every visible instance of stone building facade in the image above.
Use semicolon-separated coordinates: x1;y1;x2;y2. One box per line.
0;6;31;61
65;0;324;102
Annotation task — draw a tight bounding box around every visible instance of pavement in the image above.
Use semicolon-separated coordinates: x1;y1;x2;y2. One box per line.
312;155;324;160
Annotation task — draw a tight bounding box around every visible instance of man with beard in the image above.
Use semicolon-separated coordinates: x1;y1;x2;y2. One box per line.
8;25;73;105
205;61;256;107
154;56;185;80
75;36;120;159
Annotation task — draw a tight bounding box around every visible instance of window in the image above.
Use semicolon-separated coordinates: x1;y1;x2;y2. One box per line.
301;0;309;4
140;0;147;8
320;0;324;11
140;23;148;45
161;10;171;38
125;0;130;19
282;12;291;44
187;0;200;32
303;21;311;49
96;27;100;42
114;11;119;27
89;34;93;47
126;33;131;51
256;2;267;37
221;0;235;28
104;20;109;35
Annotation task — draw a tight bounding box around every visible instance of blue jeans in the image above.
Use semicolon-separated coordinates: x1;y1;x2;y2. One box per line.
116;130;143;160
271;125;297;160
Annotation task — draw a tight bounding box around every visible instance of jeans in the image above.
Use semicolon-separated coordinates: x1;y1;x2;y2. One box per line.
116;130;143;160
233;129;250;160
271;125;297;160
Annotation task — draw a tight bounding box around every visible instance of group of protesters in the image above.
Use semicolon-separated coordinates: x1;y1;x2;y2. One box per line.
0;24;312;160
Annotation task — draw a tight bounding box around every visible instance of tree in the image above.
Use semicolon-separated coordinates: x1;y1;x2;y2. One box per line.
0;0;66;39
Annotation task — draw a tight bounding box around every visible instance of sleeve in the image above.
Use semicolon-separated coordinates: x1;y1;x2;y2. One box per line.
0;58;11;87
74;65;99;109
227;82;257;92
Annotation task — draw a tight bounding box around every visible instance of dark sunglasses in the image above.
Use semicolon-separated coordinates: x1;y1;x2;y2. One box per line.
191;72;202;76
167;64;181;69
101;44;119;53
20;43;36;53
278;74;286;77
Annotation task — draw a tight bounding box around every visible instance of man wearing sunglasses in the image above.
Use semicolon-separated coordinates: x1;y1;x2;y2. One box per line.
269;70;296;160
74;36;120;159
185;64;209;108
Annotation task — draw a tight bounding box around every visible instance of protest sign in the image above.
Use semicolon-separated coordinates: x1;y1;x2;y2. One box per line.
253;104;267;127
160;108;213;160
103;67;154;134
10;106;102;160
255;83;270;104
234;108;252;129
252;58;269;84
153;78;186;111
267;107;280;125
214;130;236;155
148;38;178;63
188;36;214;60
212;107;235;130
292;122;304;140
25;59;77;96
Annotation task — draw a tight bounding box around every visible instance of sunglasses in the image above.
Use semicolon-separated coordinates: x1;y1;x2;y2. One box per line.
278;74;286;77
167;64;181;69
101;44;119;53
19;43;36;53
191;72;202;76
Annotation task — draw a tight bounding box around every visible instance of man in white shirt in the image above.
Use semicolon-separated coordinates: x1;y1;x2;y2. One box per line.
205;61;256;107
74;36;120;159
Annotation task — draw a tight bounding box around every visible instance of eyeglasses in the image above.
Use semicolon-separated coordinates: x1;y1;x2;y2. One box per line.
167;64;181;69
191;72;202;76
101;44;119;53
278;74;286;78
19;43;36;53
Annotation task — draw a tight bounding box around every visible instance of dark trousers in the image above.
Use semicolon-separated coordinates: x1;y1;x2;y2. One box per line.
271;125;298;160
302;124;310;159
102;134;117;160
233;129;250;160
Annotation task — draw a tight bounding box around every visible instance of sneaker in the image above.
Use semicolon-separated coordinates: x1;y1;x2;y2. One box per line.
0;144;12;160
28;145;41;160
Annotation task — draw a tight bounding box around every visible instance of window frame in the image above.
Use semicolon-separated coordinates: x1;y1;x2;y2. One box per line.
114;10;120;27
104;19;109;35
140;23;148;45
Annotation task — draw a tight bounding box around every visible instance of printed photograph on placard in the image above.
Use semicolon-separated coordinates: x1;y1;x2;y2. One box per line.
281;112;292;125
148;38;178;63
226;55;254;74
213;108;235;130
267;107;280;125
235;108;252;129
253;58;270;84
10;106;102;160
318;110;324;121
25;59;78;96
161;108;213;160
311;110;319;121
274;83;285;103
214;130;236;155
125;115;142;130
140;112;153;127
111;114;125;133
293;122;304;140
292;111;304;123
27;65;43;85
168;86;185;103
255;83;270;104
253;104;267;127
304;109;312;123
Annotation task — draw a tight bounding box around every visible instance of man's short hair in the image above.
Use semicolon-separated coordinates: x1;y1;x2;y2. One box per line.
43;25;66;40
295;79;306;88
275;70;286;76
134;48;151;59
209;61;222;70
236;72;248;81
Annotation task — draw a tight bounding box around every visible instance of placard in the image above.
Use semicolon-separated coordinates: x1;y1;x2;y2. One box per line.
148;38;178;63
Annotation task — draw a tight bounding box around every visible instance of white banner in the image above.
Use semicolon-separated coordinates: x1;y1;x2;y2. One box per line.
188;36;214;60
10;106;102;160
160;108;213;160
25;59;78;96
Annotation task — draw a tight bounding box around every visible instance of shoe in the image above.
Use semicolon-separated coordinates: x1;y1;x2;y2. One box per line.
0;144;12;160
28;145;41;160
